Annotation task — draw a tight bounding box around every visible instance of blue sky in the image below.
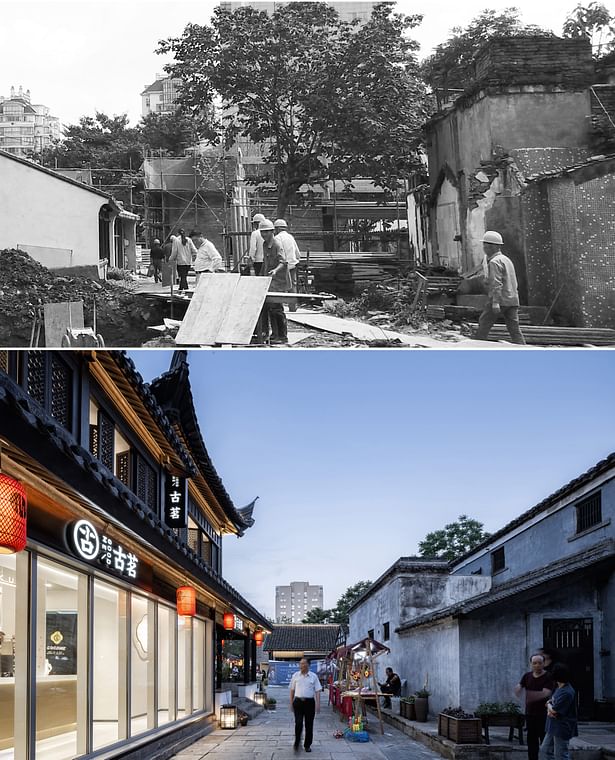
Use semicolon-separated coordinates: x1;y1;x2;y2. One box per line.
131;349;615;618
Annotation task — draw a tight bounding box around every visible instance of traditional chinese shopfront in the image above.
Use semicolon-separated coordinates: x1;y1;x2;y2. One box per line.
0;350;268;760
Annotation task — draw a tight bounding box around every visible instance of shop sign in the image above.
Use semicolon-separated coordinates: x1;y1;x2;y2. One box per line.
70;519;139;580
234;617;244;632
164;474;187;528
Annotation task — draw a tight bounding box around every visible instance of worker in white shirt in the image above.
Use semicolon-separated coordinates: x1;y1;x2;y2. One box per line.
289;658;322;753
248;213;266;274
191;230;224;282
169;229;198;292
274;218;301;311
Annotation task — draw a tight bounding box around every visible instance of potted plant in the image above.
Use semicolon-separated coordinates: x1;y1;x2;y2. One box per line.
475;702;524;744
400;695;416;720
414;688;430;722
438;707;482;744
266;697;277;711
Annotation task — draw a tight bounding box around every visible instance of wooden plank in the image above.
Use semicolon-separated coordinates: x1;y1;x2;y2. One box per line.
176;273;240;345
287;331;312;345
215;276;271;346
43;302;84;347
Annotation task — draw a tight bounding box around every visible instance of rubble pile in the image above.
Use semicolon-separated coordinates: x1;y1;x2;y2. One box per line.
0;249;166;346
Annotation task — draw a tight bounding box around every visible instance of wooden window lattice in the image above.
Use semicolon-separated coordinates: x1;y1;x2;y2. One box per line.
89;425;99;459
50;356;72;429
135;453;158;511
116;451;131;487
26;352;46;407
98;411;115;471
0;351;8;374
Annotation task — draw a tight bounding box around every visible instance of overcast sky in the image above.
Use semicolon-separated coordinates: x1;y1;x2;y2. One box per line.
2;0;573;127
130;349;615;620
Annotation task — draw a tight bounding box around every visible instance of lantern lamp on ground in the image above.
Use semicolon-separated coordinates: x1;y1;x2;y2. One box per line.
223;612;235;630
0;473;27;554
176;586;196;617
220;703;238;729
254;691;267;707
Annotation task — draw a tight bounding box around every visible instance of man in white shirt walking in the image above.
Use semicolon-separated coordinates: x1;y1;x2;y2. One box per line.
274;218;301;312
289;658;322;752
248;213;266;274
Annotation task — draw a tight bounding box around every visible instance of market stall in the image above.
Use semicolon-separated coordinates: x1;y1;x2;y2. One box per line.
328;637;390;735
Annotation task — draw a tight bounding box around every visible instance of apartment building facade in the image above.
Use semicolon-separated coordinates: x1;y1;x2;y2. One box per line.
275;582;324;623
0;86;61;157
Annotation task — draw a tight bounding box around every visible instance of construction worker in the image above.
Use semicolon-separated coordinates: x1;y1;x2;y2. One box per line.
248;213;266;275
169;229;197;292
259;218;290;344
474;230;526;345
192;230;224;283
150;238;165;283
274;218;301;312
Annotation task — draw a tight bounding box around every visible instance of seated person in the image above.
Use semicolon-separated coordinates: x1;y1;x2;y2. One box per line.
379;667;401;708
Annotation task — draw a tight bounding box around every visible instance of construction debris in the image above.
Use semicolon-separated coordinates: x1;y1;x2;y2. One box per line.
0;248;167;347
465;324;615;347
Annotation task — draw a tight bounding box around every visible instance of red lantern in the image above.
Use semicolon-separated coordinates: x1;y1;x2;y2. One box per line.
176;586;196;616
223;612;235;630
254;630;264;645
0;474;27;554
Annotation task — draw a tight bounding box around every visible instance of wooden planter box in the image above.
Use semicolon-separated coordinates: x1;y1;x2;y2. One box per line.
400;701;416;720
438;714;482;744
480;714;524;745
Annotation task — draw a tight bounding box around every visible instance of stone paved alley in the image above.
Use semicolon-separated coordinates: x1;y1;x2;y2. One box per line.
170;687;441;760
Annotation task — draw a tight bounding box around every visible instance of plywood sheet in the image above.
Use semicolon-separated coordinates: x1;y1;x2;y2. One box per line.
44;302;84;347
216;276;271;346
176;274;240;345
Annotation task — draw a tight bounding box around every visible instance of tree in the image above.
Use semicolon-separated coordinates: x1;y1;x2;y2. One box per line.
563;2;615;57
302;607;331;624
422;8;553;93
328;581;372;630
418;515;490;561
158;1;429;216
139;111;200;156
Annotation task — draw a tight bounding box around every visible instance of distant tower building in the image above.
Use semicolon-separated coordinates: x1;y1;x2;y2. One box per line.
275;581;324;623
219;1;378;23
141;74;183;118
0;86;61;157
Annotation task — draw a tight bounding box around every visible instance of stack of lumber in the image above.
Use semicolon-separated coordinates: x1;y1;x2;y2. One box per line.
304;252;400;298
427;305;547;324
467;324;615;346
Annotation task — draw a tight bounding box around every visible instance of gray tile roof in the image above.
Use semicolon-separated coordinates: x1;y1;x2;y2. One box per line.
264;625;342;654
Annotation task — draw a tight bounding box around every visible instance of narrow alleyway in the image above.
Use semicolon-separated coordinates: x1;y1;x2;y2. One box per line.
170;687;442;759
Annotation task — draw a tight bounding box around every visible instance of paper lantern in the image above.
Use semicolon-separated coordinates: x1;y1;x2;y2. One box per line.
220;703;238;729
254;691;267;706
223;612;235;630
0;474;27;554
254;630;264;645
176;586;196;616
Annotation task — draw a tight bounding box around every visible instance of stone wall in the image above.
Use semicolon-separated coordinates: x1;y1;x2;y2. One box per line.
474;37;594;90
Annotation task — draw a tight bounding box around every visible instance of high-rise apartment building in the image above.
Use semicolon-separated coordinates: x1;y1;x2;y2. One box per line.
219;1;379;23
275;582;324;623
0;86;61;157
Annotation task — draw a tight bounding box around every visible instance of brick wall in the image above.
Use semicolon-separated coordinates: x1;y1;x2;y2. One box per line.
474;37;594;90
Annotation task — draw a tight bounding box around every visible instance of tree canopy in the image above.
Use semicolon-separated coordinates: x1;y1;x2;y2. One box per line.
301;581;372;629
418;515;490;561
421;8;553;94
302;607;330;624
563;2;615;57
158;1;430;215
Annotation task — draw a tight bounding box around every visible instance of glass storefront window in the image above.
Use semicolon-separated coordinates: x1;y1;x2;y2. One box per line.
0;554;17;759
130;594;154;736
177;616;192;718
36;559;87;760
157;604;176;726
192;619;205;712
93;580;127;750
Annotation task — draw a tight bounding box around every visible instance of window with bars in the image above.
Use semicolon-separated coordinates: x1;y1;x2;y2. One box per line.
491;546;505;574
25;352;73;432
576;492;602;533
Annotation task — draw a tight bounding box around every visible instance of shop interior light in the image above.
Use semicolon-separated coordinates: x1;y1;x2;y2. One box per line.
176;585;196;616
0;472;27;555
254;630;264;645
220;703;238;729
223;612;235;630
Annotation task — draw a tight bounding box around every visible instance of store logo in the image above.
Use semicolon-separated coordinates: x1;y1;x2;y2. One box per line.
50;630;63;645
69;520;139;580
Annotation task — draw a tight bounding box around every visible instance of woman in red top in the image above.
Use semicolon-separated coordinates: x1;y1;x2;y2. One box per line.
514;654;555;760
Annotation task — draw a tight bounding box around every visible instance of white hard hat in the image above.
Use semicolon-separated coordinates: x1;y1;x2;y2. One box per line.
274;218;288;228
482;230;503;245
258;219;275;231
252;213;266;224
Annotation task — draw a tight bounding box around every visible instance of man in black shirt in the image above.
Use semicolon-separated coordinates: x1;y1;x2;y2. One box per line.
379;667;401;709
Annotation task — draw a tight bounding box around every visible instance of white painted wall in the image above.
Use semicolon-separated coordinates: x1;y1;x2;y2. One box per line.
0;154;107;269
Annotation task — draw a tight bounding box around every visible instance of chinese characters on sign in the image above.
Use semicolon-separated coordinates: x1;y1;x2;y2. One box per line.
71;519;139;580
164;474;187;528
